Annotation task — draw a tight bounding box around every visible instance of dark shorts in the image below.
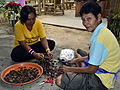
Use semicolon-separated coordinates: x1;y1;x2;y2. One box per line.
60;73;108;90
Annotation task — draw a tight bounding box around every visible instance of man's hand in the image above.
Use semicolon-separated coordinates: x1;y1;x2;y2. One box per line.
68;50;82;63
68;50;82;62
68;58;84;67
47;50;53;60
32;52;44;60
59;65;71;73
68;50;88;67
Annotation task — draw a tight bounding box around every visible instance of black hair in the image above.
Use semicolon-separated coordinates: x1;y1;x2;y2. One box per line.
20;5;37;24
80;2;101;19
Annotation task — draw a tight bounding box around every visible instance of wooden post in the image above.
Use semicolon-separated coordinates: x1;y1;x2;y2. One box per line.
38;0;41;15
107;0;114;29
75;1;84;17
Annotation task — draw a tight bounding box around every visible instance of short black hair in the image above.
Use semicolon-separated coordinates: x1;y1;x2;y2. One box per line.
20;5;37;24
80;2;101;19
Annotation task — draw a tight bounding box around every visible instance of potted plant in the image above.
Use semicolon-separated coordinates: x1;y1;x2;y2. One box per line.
5;1;21;25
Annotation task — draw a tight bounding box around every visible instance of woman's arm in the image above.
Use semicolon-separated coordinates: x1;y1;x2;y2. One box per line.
19;41;31;51
41;37;53;59
19;41;44;59
40;37;49;50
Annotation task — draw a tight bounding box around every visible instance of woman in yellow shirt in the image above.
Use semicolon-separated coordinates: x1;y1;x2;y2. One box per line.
11;6;55;62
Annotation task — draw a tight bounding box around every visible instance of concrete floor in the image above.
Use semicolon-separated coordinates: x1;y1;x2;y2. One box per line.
38;10;108;30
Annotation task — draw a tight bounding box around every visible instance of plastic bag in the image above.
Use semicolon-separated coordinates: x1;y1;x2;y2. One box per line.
60;49;74;62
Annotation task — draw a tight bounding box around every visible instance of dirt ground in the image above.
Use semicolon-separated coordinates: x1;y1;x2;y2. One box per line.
44;24;91;51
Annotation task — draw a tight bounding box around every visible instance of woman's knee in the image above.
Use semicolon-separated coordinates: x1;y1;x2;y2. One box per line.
10;49;17;61
10;51;21;62
55;75;62;87
48;40;55;51
10;47;33;62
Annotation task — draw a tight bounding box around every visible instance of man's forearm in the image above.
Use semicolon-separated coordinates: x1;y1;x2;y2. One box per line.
66;65;98;74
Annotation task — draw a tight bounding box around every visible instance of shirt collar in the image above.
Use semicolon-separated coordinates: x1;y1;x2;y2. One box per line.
90;23;104;42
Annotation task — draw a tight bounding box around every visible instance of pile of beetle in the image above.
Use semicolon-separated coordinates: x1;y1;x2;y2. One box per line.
37;55;63;78
4;67;40;84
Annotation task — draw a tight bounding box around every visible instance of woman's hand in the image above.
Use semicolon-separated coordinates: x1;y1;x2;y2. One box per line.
32;52;44;60
47;50;53;60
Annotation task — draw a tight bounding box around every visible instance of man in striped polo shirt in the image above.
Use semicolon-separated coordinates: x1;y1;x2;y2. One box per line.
55;2;120;90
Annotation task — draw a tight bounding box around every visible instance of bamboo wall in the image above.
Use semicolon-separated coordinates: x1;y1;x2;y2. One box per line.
104;0;120;15
113;0;120;13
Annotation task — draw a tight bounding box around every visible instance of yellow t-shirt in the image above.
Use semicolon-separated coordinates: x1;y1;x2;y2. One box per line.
13;18;46;48
95;27;120;89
